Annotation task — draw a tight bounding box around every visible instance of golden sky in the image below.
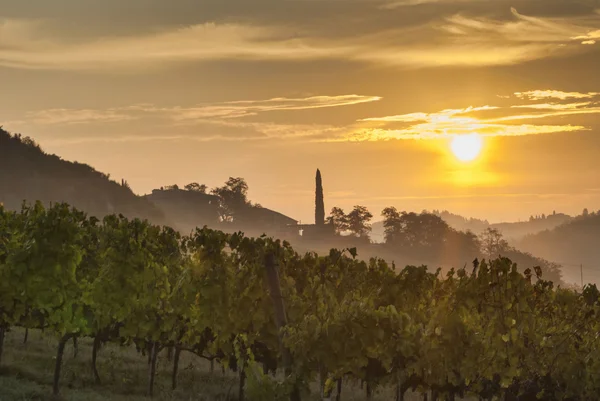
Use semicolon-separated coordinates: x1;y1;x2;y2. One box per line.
1;0;600;223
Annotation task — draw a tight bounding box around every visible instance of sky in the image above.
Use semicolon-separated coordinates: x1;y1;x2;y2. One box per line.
1;0;600;224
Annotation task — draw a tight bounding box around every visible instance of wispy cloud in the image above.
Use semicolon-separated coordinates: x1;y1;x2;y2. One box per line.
381;0;462;9
514;90;600;100
14;90;600;144
32;108;135;125
573;29;600;44
510;102;592;110
359;106;498;122
0;20;341;70
20;95;368;143
27;94;380;125
2;7;600;71
163;95;381;121
334;92;600;142
336;124;585;142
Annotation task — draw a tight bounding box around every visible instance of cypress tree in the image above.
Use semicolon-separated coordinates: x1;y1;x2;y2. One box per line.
315;169;325;225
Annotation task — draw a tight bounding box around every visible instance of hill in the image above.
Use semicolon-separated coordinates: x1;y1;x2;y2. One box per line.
492;212;573;242
519;213;600;285
0;128;166;223
372;210;575;244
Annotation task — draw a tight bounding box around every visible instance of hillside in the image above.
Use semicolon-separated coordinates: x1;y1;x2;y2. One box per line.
0;128;166;223
372;210;575;244
519;214;600;285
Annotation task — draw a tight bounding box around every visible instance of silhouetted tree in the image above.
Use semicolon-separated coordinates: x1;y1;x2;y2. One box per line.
382;210;480;263
479;227;509;259
347;205;373;238
381;207;402;243
315;169;325;226
211;177;250;222
184;182;208;193
326;207;349;234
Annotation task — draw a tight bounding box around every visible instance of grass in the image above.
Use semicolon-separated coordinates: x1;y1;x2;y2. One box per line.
0;328;422;401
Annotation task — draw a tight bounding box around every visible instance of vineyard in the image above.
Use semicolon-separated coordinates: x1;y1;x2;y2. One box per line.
1;202;599;401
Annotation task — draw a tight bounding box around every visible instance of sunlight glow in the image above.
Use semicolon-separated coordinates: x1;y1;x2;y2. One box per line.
450;133;483;162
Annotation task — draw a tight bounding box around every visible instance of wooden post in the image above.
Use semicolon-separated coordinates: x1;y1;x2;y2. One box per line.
366;382;373;400
171;346;182;390
0;325;5;367
335;378;342;401
238;367;246;401
73;336;79;358
148;342;160;397
53;334;72;396
92;336;102;384
264;251;300;401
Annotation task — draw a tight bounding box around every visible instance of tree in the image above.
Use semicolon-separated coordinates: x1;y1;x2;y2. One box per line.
346;206;373;238
583;208;589;217
479;227;509;259
326;207;349;234
381;207;402;244
315;169;325;226
211;177;250;222
185;182;208;193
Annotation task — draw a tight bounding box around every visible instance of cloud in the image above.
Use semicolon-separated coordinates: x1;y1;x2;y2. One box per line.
14;90;600;144
41;134;267;146
21;94;368;143
2;7;600;71
334;94;600;141
359;106;498;122
336;123;586;142
510;102;592;110
381;0;492;9
165;95;381;121
31;108;135;125
514;90;600;100
28;94;380;125
573;29;600;43
0;20;342;70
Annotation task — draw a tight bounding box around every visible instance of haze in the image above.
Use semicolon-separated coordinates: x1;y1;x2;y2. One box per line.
1;0;600;224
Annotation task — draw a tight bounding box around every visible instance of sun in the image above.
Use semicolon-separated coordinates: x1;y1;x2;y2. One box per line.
450;133;483;162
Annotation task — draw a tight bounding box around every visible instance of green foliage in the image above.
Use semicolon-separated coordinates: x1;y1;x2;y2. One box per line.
0;201;597;401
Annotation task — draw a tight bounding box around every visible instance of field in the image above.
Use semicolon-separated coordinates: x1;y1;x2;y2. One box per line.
0;328;417;401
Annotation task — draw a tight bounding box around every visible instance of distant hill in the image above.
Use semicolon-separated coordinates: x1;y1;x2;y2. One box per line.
519;213;600;285
0;128;166;223
492;213;573;243
372;209;575;244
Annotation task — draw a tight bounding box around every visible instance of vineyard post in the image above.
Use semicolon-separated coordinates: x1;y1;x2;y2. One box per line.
53;334;74;396
148;342;160;397
92;335;102;384
264;251;301;401
171;346;182;390
0;325;5;366
73;336;79;358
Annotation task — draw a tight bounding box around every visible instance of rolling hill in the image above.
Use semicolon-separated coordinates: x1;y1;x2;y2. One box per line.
0;128;166;223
